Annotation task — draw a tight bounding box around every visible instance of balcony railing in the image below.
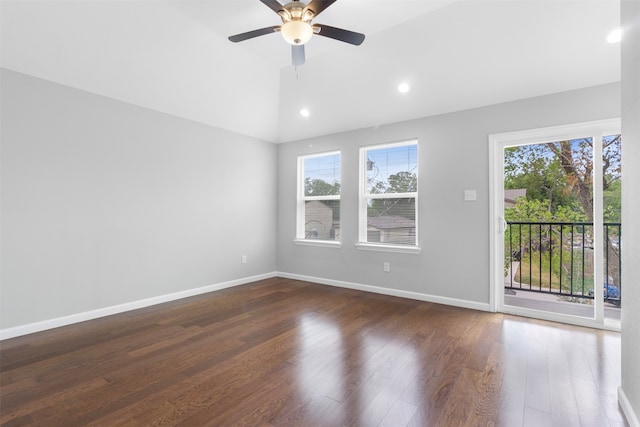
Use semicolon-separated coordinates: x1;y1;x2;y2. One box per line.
505;221;621;306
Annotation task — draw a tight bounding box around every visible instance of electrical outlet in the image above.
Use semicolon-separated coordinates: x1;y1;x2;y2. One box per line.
383;262;390;272
241;255;247;264
464;189;477;201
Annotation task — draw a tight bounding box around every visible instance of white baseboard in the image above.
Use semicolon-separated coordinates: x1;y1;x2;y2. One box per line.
619;387;640;427
1;272;491;341
0;272;277;341
277;271;492;312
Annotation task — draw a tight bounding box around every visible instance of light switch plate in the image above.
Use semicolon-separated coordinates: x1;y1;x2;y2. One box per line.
464;190;477;201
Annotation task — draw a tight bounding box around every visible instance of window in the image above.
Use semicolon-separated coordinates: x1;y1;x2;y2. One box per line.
358;140;419;252
296;151;341;245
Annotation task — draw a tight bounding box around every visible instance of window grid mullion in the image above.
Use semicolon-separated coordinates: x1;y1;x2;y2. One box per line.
303;195;341;201
359;140;418;247
298;151;341;242
365;192;417;199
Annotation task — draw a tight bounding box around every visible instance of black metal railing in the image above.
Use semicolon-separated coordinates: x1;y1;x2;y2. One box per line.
505;222;621;306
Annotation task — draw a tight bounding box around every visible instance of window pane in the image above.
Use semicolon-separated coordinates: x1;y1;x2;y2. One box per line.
304;154;341;197
366;197;416;245
365;144;417;194
304;200;340;240
603;134;621;320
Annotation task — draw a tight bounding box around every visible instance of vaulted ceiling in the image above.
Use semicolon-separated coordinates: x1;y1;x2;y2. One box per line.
0;0;621;143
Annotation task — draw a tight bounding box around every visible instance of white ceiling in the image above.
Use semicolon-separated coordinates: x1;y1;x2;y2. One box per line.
0;0;621;143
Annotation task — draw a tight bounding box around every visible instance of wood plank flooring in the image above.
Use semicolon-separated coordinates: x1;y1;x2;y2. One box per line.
0;277;627;426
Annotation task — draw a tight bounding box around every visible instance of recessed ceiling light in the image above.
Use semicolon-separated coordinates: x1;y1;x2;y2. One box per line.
300;108;310;118
398;83;410;94
607;28;622;44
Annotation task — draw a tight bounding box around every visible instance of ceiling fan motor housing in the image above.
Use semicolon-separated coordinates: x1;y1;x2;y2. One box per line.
228;0;365;66
279;0;315;45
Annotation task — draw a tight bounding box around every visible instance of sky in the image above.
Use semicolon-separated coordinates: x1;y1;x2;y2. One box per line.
302;143;418;193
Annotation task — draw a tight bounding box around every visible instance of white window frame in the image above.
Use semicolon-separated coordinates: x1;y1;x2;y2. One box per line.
489;118;621;330
357;140;420;254
295;151;342;248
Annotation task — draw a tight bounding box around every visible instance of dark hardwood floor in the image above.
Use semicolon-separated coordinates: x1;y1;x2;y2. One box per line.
0;277;627;426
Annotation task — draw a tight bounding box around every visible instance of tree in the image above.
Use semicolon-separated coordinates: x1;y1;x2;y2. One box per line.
505;198;586;223
504;135;622;294
504;135;621;221
604;180;621;223
548;139;595;221
304;177;339;196
368;171;416;219
504;145;573;212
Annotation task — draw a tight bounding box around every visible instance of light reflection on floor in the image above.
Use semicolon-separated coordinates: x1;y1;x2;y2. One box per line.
295;312;421;426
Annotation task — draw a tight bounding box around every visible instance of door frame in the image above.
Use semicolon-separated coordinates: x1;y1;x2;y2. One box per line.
489;118;621;330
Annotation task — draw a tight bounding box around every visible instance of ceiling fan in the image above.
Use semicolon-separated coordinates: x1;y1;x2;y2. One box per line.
228;0;365;66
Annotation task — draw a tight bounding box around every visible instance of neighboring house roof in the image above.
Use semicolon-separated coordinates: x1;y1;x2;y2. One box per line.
504;189;527;204
368;215;415;230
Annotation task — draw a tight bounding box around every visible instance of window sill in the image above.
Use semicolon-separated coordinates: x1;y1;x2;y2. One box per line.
355;243;422;254
293;239;343;248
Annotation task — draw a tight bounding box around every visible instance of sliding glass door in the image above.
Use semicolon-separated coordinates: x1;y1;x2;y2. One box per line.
490;119;621;329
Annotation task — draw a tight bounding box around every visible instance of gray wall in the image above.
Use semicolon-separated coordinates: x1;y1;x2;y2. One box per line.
2;49;636;423
621;0;640;423
1;69;277;330
277;83;621;306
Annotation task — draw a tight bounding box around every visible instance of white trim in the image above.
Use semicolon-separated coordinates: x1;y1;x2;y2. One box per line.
300;150;341;160
355;243;421;254
304;194;340;201
619;387;640;427
488;118;621;328
297;151;341;240
593;132;605;323
359;146;368;241
297;155;305;238
500;304;619;332
365;192;418;199
359;139;419;245
488;133;503;313
489;118;621;147
604;317;621;331
0;272;277;340
277;271;491;312
293;239;343;248
360;139;419;151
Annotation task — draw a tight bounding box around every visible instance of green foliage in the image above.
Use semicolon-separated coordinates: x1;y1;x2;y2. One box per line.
304;178;340;197
304;178;341;223
504;136;622;222
368;171;416;219
370;171;417;194
504;145;574;212
505;218;596;296
603;180;621;222
505;198;587;223
504;136;622;298
513;252;594;295
368;198;415;220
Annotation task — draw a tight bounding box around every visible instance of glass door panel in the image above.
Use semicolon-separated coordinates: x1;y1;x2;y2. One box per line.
490;119;621;329
603;134;622;323
503;138;596;318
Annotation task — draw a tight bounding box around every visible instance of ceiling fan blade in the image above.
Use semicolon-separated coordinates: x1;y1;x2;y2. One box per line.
228;26;280;43
303;0;337;18
259;0;285;14
313;24;365;46
292;44;305;66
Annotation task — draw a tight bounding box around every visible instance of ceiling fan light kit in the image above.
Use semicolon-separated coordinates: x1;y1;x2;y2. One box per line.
228;0;365;66
281;21;313;45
